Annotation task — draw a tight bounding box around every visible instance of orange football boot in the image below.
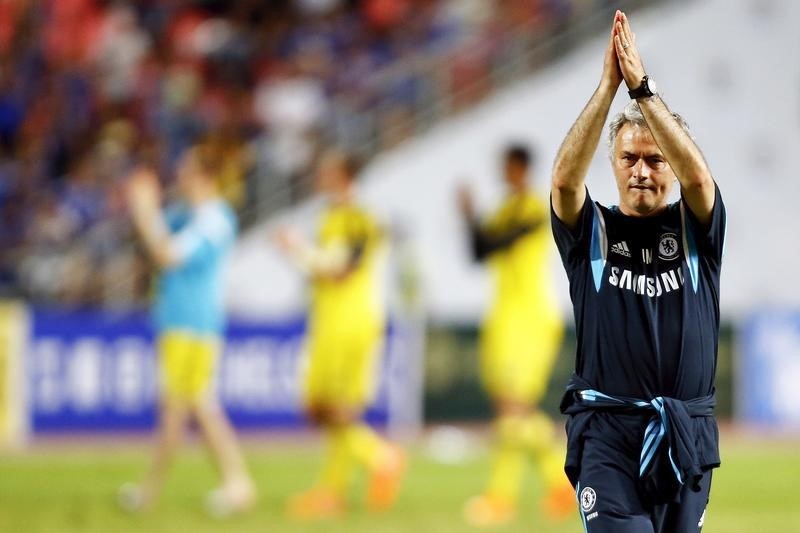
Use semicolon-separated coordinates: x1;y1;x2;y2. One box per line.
463;493;516;527
366;445;407;512
543;482;578;521
286;487;345;521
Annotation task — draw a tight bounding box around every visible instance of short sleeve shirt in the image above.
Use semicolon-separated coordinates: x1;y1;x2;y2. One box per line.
551;186;726;400
153;199;237;335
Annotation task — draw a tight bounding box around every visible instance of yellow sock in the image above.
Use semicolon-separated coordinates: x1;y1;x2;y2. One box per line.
538;445;569;490
518;412;568;490
319;426;355;495
342;423;385;470
485;416;527;504
517;411;555;453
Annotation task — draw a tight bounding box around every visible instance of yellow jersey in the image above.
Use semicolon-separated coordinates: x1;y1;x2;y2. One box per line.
303;202;385;407
309;203;385;337
480;191;559;324
473;190;563;401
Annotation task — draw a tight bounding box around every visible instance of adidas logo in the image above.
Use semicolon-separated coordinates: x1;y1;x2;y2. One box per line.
611;241;631;257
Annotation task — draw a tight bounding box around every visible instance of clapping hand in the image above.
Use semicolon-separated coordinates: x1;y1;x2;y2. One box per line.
126;166;162;215
612;11;647;89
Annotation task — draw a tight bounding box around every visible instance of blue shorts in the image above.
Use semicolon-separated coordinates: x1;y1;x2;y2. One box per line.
575;413;712;533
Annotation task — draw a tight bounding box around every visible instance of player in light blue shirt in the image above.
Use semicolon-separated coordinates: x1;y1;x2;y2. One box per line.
153;198;237;335
120;141;255;516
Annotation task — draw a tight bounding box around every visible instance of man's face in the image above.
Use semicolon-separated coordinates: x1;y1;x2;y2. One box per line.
315;154;347;198
503;159;527;190
612;123;676;216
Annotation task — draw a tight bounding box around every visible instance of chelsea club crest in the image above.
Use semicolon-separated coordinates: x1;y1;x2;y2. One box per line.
658;233;679;261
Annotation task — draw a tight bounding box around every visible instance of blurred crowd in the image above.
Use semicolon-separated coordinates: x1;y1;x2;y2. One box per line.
0;0;587;307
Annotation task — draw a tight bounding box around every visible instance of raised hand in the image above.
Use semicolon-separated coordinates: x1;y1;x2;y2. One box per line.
126;166;161;215
601;11;624;90
456;183;476;220
272;226;303;255
613;11;647;89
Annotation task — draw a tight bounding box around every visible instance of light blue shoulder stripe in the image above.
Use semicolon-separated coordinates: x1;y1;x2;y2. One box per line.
680;202;700;293
589;205;607;292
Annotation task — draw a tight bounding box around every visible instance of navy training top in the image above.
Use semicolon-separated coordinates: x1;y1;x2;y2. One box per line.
551;185;726;499
551;185;726;401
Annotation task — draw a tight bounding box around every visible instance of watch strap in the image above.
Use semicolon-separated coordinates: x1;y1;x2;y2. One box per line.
628;75;654;99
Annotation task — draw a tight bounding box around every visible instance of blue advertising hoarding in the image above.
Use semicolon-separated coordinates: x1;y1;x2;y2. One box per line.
737;309;800;427
26;309;416;434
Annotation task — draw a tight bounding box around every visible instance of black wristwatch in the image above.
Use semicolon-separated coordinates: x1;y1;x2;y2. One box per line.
628;75;657;99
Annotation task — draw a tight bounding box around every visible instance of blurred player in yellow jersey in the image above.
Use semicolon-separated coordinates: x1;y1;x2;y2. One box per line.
274;150;406;520
457;145;574;526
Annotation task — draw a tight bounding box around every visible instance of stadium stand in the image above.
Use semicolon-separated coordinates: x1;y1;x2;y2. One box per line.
0;0;649;308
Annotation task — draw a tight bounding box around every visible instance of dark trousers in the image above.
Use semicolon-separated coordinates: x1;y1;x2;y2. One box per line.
575;413;712;533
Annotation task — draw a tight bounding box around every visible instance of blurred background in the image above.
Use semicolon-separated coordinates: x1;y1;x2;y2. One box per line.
0;0;799;531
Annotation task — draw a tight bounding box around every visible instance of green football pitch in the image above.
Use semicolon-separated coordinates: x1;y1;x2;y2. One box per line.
1;432;798;533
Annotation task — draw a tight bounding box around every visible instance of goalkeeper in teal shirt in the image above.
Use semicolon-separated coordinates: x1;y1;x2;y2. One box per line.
119;141;255;516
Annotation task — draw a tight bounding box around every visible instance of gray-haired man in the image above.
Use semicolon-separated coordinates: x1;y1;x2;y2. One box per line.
550;10;725;532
